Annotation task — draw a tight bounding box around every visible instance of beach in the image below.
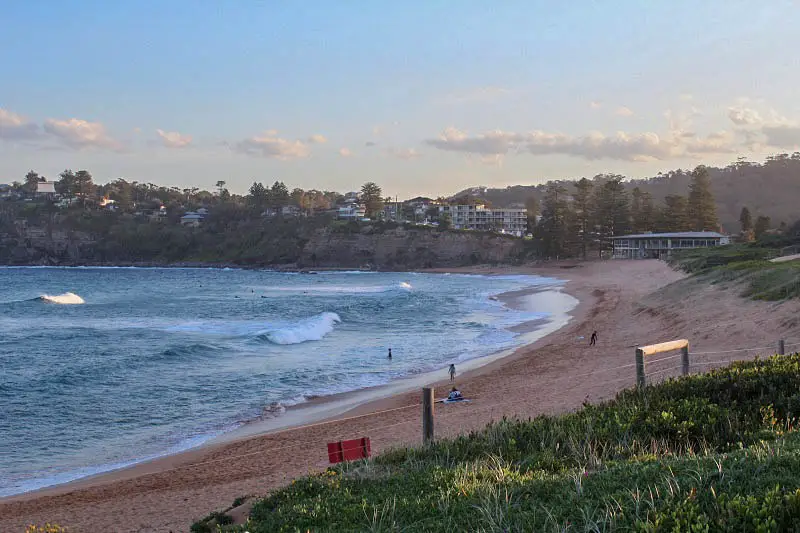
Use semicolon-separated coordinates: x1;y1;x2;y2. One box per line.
4;259;800;532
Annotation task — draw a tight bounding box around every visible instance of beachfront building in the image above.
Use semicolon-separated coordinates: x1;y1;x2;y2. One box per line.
337;204;367;220
611;231;730;259
438;204;528;237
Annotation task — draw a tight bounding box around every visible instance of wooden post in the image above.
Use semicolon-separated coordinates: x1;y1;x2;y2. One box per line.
681;345;690;376
635;348;646;388
779;339;786;356
422;387;434;445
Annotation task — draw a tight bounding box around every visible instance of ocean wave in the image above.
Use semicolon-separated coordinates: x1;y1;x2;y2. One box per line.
256;312;341;345
399;281;412;290
38;292;85;305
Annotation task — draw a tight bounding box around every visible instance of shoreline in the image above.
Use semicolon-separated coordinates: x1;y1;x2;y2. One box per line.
0;270;576;501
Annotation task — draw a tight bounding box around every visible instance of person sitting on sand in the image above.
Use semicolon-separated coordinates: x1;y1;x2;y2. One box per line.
447;387;463;401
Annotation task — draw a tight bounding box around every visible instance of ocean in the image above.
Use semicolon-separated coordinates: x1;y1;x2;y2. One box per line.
0;267;570;497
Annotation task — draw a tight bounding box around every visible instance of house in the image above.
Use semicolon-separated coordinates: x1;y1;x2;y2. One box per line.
180;212;205;227
338;204;367;220
343;191;360;204
611;231;730;259
196;207;209;216
381;202;404;222
36;181;57;196
438;204;528;237
0;184;12;199
261;205;303;217
99;197;118;211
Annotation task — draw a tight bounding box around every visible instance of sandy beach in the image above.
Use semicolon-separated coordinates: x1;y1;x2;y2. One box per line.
4;259;800;532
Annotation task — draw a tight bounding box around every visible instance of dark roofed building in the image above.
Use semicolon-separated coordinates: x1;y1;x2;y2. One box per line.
611;231;730;259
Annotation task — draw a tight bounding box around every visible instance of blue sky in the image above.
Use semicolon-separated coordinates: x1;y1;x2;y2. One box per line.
2;0;799;197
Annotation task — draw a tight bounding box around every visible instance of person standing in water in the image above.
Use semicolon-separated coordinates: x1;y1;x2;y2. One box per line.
589;331;598;346
388;348;392;360
448;364;456;382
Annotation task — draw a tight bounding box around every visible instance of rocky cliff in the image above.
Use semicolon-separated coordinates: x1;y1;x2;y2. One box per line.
300;226;527;269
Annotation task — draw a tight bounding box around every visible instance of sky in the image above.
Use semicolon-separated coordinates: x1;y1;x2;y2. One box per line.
2;0;800;198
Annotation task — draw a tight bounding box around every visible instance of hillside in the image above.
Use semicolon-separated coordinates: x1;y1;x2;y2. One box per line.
195;354;800;532
453;154;800;232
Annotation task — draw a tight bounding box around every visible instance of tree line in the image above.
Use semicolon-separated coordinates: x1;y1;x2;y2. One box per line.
531;166;720;258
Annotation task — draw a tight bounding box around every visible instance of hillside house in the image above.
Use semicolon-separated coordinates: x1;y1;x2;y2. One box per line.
338;204;366;220
438;204;528;237
180;212;205;227
611;232;730;259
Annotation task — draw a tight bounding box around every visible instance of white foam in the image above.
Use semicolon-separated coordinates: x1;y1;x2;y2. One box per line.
260;312;341;345
399;282;413;290
40;292;85;305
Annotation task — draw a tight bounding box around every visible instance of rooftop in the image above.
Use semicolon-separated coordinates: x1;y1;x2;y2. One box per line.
611;231;726;240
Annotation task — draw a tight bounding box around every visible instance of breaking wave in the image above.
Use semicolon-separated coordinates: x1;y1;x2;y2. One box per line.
39;292;85;305
257;312;341;345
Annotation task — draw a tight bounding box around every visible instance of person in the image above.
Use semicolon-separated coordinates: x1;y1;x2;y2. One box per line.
448;363;456;381
387;348;392;360
590;331;598;346
447;387;463;401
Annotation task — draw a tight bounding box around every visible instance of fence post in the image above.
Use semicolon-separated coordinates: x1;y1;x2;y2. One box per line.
681;344;690;376
422;387;434;445
779;339;786;356
635;348;646;388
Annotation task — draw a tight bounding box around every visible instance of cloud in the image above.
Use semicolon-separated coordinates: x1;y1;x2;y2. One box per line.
441;86;512;105
339;147;354;157
386;147;421;160
156;128;192;148
0;108;40;140
232;131;311;160
365;141;377;147
589;101;602;110
761;125;800;148
728;106;763;126
43;118;122;150
680;93;694;101
424;126;737;162
615;106;634;117
307;134;327;144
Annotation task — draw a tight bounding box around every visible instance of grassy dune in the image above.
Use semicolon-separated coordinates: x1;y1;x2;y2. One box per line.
194;354;800;532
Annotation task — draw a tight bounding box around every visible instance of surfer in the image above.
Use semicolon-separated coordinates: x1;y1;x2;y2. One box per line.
388;348;392;360
447;387;463;401
448;364;456;382
590;331;598;346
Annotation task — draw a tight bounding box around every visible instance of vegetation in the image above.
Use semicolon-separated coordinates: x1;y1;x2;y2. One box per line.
196;354;800;532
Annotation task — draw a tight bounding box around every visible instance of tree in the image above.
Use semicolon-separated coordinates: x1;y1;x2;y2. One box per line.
687;165;719;231
248;182;268;210
57;169;77;197
24;171;41;194
657;195;690;232
524;195;540;233
536;183;571;258
739;206;753;233
438;212;451;230
571;178;594;259
74;170;95;202
754;215;771;239
594;177;630;254
360;182;384;219
269;181;290;210
215;181;226;196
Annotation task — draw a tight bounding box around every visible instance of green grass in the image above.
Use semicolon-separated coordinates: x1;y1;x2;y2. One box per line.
198;354;800;532
669;244;800;301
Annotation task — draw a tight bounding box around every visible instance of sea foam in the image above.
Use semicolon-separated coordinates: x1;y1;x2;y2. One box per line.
39;292;85;305
259;312;341;345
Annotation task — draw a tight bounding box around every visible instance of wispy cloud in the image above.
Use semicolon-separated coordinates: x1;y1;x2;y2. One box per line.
0;108;40;140
43;117;122;151
307;134;327;144
156;128;192;148
232;131;311;159
615;106;634;117
589;101;602;110
386;147;421;160
339;147;354;157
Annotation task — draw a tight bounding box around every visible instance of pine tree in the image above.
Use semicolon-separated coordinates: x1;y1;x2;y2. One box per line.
571;178;594;259
360;182;384;219
536;183;571;258
638;191;655;232
739;206;752;232
630;187;642;233
687;166;719;231
657;195;690;232
754;215;771;239
594;177;630;253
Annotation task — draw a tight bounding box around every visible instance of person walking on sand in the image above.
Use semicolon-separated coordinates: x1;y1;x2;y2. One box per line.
589;331;598;346
448;364;456;382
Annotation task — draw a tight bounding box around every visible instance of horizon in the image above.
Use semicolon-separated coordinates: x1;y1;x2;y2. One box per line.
3;1;800;197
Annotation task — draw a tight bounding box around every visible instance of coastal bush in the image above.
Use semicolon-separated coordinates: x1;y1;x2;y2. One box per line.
218;354;800;532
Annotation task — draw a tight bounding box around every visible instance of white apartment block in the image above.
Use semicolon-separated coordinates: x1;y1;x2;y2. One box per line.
438;204;528;237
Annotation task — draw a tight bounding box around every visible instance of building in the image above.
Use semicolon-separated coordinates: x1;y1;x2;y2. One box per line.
438;204;528;237
337;204;366;220
180;212;205;227
36;181;57;196
381;202;403;222
611;232;730;259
